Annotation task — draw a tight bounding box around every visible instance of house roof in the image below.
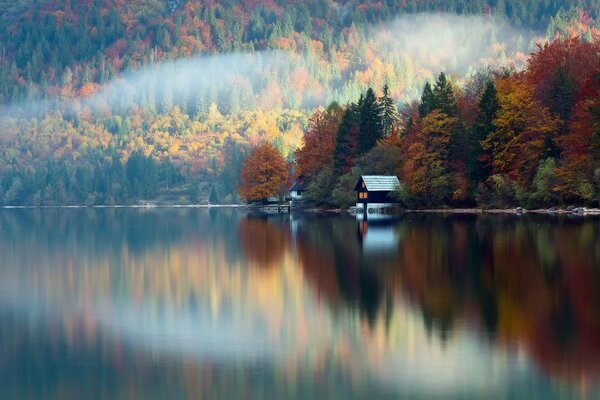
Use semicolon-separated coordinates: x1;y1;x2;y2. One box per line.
290;181;305;191
355;175;400;192
289;175;306;191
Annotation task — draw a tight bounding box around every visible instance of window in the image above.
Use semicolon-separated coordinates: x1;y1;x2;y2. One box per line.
359;192;368;200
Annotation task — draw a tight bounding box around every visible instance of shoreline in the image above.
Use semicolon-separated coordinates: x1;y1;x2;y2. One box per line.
1;204;599;216
0;204;246;209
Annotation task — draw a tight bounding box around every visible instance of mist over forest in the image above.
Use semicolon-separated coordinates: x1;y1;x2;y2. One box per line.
0;0;599;206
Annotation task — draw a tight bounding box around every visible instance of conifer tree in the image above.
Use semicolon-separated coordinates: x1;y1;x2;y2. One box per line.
546;66;576;158
380;82;399;136
468;81;498;187
209;185;219;204
419;82;435;117
333;106;359;176
433;72;457;116
358;87;383;154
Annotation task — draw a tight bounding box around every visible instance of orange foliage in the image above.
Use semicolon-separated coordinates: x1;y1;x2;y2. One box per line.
79;82;98;98
401;110;456;201
555;72;600;200
295;105;344;178
238;143;289;202
238;217;289;268
483;77;560;184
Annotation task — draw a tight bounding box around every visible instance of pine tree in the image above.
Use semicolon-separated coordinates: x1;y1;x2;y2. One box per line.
419;82;435;117
209;185;219;204
546;66;575;158
433;72;456;116
379;82;399;137
358;87;383;154
333;106;359;176
468;81;498;187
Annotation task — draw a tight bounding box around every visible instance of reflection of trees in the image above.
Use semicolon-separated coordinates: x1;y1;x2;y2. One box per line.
238;216;289;267
394;214;600;382
294;213;600;384
296;216;387;326
4;209;600;391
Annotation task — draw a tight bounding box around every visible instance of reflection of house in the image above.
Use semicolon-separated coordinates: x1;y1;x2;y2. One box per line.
289;175;306;200
355;175;400;210
357;219;400;254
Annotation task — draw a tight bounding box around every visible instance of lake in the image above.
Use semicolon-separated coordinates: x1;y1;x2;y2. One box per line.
1;208;599;399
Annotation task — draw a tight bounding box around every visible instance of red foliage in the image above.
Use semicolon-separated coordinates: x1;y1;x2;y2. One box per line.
526;37;600;107
295;106;344;178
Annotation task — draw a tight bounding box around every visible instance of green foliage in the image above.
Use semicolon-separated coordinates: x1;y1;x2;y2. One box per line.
467;81;498;187
419;82;435;118
528;158;559;207
357;145;401;176
0;152;181;206
209;185;219;204
433;73;457;116
379;82;399;137
333;107;359;177
303;166;333;205
475;175;518;208
358;87;384;155
331;168;361;209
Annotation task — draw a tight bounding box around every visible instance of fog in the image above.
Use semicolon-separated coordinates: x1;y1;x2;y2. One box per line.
0;14;540;119
375;14;535;74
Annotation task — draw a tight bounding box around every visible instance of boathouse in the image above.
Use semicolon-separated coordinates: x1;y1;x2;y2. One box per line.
289;175;306;200
354;175;400;210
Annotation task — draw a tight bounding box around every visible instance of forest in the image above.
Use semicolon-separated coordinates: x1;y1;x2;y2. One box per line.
1;0;600;205
295;37;600;208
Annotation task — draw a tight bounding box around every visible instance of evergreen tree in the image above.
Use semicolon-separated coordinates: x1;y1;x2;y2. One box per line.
358;87;383;154
333;106;359;177
433;72;457;116
546;66;576;158
209;185;219;204
419;82;435;117
548;67;575;121
468;81;498;187
379;82;399;136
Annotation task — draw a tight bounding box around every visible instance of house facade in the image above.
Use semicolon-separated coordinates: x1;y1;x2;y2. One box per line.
289;175;306;200
354;175;400;211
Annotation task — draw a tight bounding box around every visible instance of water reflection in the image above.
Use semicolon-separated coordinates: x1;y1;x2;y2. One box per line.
0;209;599;398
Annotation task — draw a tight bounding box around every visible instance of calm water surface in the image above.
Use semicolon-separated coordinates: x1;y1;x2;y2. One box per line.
1;208;600;399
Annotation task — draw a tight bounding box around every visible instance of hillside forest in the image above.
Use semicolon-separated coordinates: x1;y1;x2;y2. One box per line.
1;0;600;206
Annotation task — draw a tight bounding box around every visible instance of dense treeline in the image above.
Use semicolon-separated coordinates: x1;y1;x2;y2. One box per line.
0;151;183;206
2;0;599;104
295;36;600;208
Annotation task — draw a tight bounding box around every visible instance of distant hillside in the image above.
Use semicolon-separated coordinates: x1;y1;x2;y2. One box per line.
2;0;599;104
0;0;599;205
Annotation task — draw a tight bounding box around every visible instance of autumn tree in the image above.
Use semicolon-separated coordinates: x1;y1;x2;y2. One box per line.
482;78;560;186
555;71;600;202
401;110;457;206
238;143;289;203
295;102;344;178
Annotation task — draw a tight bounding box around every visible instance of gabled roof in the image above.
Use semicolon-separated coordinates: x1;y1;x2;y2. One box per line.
290;181;305;191
354;175;400;192
289;174;306;192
